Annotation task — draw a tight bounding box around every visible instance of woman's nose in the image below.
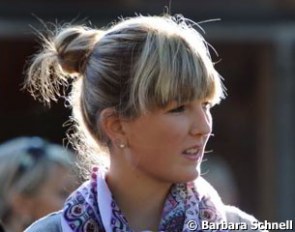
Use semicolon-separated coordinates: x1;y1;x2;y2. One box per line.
189;106;212;137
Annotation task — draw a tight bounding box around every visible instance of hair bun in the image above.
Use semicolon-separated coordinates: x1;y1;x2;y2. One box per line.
25;26;102;105
55;27;101;74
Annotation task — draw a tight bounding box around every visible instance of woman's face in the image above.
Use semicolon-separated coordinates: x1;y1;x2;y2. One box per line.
121;99;212;183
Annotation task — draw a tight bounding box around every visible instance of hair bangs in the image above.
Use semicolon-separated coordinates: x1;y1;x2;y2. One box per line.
154;37;218;108
131;32;222;115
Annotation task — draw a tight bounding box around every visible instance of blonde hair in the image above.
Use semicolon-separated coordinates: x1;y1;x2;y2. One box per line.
0;137;75;222
24;14;225;176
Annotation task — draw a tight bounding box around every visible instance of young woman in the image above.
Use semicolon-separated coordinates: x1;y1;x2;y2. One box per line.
24;14;266;232
0;137;77;232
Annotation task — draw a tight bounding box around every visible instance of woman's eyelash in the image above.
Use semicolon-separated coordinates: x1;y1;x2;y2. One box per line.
168;101;212;113
169;105;185;113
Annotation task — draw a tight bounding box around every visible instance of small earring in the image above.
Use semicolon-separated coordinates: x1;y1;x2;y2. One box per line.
114;138;126;149
119;143;126;148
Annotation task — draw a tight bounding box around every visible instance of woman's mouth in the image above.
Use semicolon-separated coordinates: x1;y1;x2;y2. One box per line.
182;146;202;161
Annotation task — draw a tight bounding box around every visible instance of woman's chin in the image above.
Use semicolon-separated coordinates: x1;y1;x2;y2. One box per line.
173;169;199;183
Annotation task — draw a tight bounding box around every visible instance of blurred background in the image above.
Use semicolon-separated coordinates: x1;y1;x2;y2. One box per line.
0;0;294;226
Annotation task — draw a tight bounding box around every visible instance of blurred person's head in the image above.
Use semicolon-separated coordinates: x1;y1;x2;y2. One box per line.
0;137;77;232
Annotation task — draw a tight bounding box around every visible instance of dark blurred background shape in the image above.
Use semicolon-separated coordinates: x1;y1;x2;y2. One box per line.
0;0;294;226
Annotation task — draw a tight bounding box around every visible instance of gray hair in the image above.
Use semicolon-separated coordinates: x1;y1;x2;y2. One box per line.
0;137;75;221
24;14;225;176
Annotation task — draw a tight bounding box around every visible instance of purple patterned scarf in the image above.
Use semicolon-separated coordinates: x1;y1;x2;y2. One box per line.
61;167;229;232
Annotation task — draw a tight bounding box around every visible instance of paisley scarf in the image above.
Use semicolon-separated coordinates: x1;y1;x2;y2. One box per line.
61;167;229;232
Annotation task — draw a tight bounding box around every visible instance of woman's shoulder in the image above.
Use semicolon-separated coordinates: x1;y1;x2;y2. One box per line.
24;211;62;232
194;178;267;231
225;205;268;232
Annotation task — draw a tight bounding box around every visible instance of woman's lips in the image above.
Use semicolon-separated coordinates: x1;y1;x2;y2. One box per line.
182;146;202;161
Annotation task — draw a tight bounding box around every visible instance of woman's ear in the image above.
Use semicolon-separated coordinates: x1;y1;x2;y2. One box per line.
99;108;126;146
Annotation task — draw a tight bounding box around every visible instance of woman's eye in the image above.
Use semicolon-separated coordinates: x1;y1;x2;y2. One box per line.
168;105;185;113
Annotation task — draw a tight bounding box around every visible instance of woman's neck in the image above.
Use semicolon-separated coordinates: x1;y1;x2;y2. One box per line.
107;160;172;231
